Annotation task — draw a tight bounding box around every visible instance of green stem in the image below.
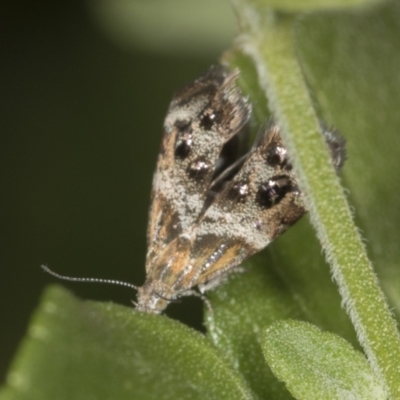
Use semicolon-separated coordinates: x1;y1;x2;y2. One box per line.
230;1;400;398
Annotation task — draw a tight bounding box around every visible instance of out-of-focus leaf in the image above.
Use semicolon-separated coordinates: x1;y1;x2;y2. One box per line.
262;320;386;400
87;0;236;56
87;0;387;57
0;286;254;400
246;0;386;12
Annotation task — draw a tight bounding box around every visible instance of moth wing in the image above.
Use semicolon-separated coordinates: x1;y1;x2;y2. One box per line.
146;66;251;271
143;122;346;298
182;122;304;286
188;122;346;287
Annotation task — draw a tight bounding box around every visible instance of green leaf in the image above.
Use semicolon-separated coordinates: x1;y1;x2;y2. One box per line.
0;286;254;400
262;320;386;400
205;221;358;400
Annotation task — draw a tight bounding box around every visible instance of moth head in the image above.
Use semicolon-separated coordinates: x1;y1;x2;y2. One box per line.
135;281;173;314
41;265;175;314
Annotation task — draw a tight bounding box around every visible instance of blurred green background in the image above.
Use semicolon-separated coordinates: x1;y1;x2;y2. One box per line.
0;0;236;380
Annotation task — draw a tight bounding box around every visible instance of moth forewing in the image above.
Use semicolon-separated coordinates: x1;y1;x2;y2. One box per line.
145;66;251;271
180;123;306;285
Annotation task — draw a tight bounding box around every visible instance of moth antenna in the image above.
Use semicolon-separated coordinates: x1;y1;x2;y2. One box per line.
41;265;138;291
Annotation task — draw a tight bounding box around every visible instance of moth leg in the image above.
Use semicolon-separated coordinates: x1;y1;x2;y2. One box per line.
179;289;214;314
321;124;346;170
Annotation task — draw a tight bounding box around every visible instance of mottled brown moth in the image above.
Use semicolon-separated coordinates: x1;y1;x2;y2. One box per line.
43;65;346;314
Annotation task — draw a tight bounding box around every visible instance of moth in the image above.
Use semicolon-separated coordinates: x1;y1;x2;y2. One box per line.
43;65;345;314
138;65;345;313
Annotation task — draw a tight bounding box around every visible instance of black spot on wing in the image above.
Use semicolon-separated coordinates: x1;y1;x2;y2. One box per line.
188;157;210;180
266;144;290;168
227;180;250;203
200;110;221;130
175;131;193;160
256;175;292;208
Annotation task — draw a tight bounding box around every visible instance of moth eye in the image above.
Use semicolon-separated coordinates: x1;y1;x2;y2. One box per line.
175;132;193;160
266;145;288;167
188;157;210;179
200;111;219;130
256;175;291;208
228;180;250;202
